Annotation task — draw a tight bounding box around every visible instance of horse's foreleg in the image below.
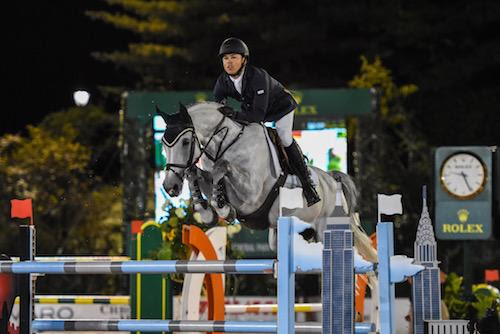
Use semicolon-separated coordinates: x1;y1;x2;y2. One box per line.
186;167;218;226
210;181;237;222
210;161;237;221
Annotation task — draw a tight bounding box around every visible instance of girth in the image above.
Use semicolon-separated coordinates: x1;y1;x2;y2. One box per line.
236;172;288;230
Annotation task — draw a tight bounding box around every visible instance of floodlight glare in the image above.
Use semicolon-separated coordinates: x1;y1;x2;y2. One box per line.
73;90;90;106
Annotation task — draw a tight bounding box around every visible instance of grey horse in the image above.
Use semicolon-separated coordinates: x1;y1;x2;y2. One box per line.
158;101;377;263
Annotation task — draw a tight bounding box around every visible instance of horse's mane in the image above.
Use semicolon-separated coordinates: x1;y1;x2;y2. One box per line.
187;101;224;113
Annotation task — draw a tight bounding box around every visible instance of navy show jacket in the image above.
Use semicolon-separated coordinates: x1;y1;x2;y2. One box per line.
213;65;297;122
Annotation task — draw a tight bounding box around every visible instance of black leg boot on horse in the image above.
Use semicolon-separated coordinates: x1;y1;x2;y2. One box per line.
285;140;321;207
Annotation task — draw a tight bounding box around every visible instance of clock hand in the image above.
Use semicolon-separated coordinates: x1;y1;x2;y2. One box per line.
460;171;473;192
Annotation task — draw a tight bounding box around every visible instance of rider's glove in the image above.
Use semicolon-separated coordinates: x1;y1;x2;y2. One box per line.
219;106;236;118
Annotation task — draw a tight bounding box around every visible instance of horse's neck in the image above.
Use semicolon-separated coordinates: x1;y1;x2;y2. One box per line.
193;112;244;159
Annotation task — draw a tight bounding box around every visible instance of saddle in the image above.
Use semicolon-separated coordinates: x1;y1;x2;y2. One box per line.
265;127;292;175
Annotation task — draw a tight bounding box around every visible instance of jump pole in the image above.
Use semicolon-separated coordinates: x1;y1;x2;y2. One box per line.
3;215;381;333
1;216;295;334
19;224;35;334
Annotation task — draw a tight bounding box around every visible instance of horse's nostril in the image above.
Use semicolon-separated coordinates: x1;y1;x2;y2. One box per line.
168;184;180;197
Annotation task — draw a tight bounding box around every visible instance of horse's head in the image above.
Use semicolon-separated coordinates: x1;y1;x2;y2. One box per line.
158;103;201;197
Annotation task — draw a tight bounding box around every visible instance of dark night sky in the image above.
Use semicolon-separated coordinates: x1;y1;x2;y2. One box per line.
3;1;129;135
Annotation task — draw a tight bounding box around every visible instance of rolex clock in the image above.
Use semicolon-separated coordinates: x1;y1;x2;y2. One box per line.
435;146;493;240
440;152;487;199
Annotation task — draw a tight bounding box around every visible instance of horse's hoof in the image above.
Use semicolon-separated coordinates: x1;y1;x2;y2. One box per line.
225;207;236;223
198;207;214;224
203;207;219;228
215;205;230;219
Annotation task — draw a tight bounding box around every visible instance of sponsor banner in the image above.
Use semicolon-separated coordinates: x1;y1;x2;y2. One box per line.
10;303;130;334
9;296;411;333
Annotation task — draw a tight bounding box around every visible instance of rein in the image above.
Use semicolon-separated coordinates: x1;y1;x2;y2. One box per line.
201;115;246;162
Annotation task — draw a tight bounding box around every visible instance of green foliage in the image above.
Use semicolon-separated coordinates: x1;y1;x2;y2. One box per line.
444;272;500;320
349;56;418;123
348;56;429;252
0;106;123;293
38;105;121;184
444;272;470;318
0;125;91;222
148;197;243;288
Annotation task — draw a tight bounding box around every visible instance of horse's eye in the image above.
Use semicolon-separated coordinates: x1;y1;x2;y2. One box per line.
182;138;190;146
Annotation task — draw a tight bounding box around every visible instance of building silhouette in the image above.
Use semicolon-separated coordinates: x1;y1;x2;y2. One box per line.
322;188;354;334
412;187;442;334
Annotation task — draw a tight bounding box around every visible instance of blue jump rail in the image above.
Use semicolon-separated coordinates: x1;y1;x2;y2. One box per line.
0;260;275;274
32;320;375;333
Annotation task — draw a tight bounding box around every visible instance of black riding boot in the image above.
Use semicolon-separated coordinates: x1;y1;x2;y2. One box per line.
285;140;321;206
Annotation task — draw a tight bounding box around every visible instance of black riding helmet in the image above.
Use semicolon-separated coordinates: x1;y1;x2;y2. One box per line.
218;37;249;58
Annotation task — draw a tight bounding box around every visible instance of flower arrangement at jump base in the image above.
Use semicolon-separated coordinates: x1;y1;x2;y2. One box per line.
151;197;242;264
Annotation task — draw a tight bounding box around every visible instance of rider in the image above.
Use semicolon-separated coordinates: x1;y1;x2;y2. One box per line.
213;37;321;206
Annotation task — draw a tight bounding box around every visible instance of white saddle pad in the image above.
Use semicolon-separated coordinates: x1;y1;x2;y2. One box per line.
261;124;319;189
261;124;282;178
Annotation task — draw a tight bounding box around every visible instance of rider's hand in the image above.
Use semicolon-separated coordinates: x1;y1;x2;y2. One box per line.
219;106;235;118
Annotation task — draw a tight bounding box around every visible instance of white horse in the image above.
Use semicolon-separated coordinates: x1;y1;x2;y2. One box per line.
158;102;377;263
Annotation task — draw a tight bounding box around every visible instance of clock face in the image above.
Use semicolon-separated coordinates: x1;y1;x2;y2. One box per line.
440;152;487;199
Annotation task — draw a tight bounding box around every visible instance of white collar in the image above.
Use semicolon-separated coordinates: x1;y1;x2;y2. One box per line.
229;67;245;82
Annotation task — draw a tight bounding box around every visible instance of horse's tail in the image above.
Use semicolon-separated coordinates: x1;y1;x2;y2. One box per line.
329;170;378;263
329;170;358;214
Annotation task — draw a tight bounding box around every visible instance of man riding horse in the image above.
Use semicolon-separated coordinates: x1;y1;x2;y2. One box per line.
213;37;320;207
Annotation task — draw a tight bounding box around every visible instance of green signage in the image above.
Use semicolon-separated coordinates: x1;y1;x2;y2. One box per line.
434;146;493;240
124;88;373;125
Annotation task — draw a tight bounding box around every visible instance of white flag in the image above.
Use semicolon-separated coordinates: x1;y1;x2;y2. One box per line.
279;187;304;214
377;194;403;218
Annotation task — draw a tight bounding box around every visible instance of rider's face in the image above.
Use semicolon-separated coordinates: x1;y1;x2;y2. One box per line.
222;53;245;76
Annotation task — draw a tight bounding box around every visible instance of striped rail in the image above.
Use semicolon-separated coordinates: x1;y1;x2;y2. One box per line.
225;303;322;314
14;295;129;305
31;320;375;333
0;260;275;274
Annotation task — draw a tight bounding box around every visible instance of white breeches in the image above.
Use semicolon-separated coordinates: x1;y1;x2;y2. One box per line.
275;110;294;147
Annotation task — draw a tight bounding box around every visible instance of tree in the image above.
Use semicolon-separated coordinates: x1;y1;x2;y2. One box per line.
349;55;428;255
86;0;500;143
0;107;123;293
85;0;399;90
38;105;121;184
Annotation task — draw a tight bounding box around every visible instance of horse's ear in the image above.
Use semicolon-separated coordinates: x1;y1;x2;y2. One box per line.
179;102;191;123
179;102;188;114
155;105;170;122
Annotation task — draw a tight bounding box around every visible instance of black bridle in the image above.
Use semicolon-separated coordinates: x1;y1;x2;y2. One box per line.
162;128;200;184
162;115;246;183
